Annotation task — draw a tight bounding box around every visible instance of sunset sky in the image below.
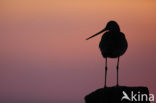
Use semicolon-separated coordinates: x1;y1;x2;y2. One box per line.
0;0;156;103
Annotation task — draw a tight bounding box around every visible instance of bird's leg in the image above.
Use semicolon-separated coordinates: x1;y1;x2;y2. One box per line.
116;57;120;87
104;57;107;88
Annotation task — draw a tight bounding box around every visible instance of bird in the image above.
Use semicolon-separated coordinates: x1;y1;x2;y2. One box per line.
86;21;128;87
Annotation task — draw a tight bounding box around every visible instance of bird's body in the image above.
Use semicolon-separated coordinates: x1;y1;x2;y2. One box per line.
86;21;128;87
99;31;127;58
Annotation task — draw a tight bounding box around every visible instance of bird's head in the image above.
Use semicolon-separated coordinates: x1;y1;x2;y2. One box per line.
86;20;120;40
105;21;120;32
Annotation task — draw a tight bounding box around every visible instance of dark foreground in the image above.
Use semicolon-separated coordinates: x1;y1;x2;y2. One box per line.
85;86;150;103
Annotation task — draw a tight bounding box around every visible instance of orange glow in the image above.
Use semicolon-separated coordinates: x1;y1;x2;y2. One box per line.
0;0;156;102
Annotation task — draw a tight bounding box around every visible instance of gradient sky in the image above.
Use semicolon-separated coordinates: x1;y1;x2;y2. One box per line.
0;0;156;103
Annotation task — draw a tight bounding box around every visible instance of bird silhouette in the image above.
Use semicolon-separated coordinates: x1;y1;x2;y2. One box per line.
86;21;128;87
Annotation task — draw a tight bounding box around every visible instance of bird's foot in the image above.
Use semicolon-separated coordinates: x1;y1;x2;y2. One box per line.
116;84;119;87
104;85;107;88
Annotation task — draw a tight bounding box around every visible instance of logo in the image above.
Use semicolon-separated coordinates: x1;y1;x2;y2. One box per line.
121;91;131;101
121;91;154;102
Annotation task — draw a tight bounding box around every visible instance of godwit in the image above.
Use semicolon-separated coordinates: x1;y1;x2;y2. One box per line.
86;21;128;87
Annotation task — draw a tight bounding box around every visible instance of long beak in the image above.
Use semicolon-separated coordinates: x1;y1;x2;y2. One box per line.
86;28;106;40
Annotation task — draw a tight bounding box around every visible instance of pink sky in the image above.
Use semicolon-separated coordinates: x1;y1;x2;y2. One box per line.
0;0;156;103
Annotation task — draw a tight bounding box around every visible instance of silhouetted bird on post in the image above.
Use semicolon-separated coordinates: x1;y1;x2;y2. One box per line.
86;21;128;87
